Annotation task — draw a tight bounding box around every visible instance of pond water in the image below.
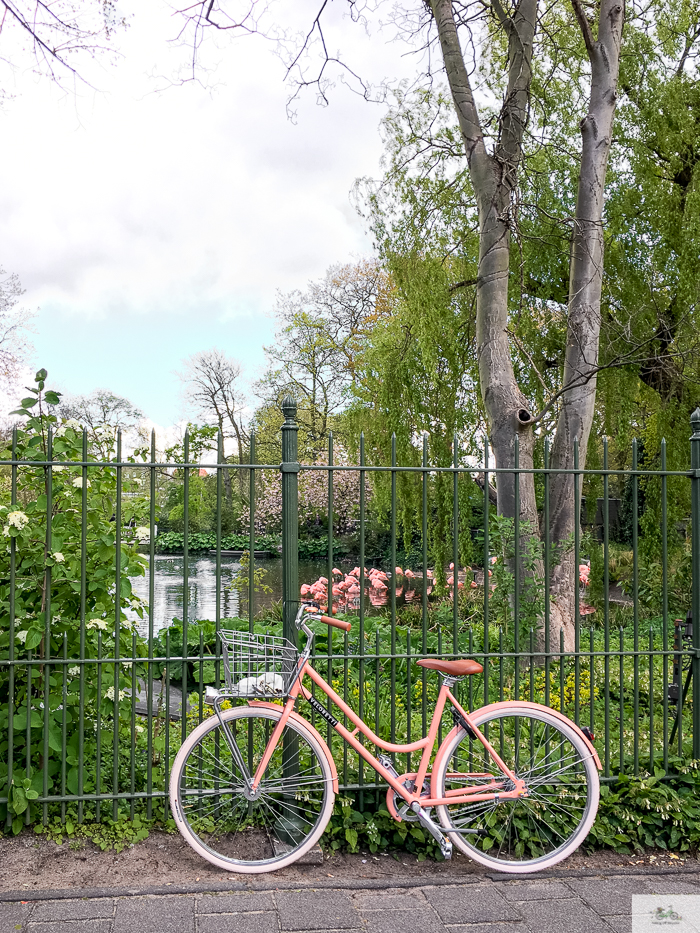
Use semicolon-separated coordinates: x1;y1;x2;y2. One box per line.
128;555;434;636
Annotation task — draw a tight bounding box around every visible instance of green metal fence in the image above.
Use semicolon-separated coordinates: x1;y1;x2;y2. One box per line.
1;399;700;829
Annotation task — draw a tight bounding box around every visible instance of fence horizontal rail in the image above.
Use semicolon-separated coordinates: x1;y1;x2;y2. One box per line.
0;456;695;479
0;646;694;666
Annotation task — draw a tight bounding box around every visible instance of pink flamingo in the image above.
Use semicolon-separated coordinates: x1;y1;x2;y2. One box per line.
395;566;404;576
405;569;415;579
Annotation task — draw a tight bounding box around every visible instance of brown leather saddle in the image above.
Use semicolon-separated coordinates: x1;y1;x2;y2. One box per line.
416;658;483;676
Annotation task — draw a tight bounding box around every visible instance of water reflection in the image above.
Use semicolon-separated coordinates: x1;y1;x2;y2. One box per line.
127;556;440;637
128;556;241;637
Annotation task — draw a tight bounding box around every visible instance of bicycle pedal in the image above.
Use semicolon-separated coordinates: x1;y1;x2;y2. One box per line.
412;804;452;860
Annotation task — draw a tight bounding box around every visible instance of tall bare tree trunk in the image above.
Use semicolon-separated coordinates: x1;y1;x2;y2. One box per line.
432;0;539;533
548;0;625;648
432;0;543;643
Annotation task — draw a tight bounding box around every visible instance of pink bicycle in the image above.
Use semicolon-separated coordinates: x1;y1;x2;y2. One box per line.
170;603;601;874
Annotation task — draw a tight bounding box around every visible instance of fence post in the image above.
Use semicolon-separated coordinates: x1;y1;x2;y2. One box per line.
279;395;302;845
281;395;299;646
691;408;700;759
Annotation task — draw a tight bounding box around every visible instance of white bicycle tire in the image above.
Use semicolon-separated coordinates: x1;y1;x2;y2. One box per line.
435;704;600;873
170;706;336;874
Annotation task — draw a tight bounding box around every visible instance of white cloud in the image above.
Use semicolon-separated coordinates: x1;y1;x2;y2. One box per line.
0;1;421;424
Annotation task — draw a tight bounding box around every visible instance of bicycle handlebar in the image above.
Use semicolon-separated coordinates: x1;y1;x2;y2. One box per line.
319;614;352;632
301;604;352;632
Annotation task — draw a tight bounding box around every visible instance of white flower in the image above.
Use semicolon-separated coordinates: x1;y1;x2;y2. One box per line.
135;723;144;734
16;630;28;643
135;526;150;539
6;511;29;532
52;465;66;473
56;418;81;438
105;686;126;701
72;477;91;489
52;552;65;563
122;661;132;669
68;666;80;677
87;618;109;631
3;525;9;537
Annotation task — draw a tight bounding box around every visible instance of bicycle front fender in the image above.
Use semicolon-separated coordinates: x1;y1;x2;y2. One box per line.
247;700;340;793
444;700;602;771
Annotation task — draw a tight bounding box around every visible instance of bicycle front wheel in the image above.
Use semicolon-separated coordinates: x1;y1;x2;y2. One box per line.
435;704;599;873
170;706;335;873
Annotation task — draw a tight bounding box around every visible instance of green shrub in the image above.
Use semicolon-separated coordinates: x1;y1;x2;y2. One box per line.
0;370;151;832
154;531;281;554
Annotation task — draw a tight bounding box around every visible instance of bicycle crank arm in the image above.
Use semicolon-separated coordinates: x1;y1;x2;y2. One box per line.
410;802;453;860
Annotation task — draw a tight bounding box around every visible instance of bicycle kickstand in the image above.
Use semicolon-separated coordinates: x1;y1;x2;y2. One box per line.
409;802;453;860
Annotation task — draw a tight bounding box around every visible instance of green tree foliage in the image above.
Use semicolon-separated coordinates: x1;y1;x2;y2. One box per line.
159;424;243;535
255;260;393;462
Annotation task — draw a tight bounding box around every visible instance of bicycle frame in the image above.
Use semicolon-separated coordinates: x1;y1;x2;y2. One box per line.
247;652;527;812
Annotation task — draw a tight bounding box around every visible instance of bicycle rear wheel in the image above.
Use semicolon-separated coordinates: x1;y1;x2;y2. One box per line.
170;706;335;873
435;704;599;873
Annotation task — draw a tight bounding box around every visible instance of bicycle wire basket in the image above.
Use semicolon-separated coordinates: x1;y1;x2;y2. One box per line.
219;630;300;698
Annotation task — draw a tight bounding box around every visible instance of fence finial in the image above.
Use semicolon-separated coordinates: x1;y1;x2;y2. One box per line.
692;408;700;438
281;395;297;423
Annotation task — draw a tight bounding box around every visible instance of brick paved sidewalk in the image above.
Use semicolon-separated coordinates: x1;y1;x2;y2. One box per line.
4;871;700;933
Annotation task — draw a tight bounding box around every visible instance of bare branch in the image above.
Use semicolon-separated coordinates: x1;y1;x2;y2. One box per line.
506;326;550;395
569;0;595;59
448;277;478;292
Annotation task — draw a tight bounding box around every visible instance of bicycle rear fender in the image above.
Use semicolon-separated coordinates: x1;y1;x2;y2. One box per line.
432;700;601;794
247;700;340;793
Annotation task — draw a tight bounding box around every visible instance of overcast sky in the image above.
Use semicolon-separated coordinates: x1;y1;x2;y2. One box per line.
0;1;421;431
